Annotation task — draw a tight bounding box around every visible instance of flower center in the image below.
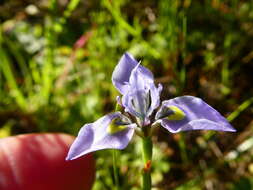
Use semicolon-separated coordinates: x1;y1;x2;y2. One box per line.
130;90;151;119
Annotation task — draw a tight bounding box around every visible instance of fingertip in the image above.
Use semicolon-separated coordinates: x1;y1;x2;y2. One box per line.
0;133;95;190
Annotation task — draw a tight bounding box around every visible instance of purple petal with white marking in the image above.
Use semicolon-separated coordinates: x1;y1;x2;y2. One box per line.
66;112;135;160
129;63;154;91
122;83;162;126
158;96;236;133
121;63;162;125
122;90;143;117
112;53;153;94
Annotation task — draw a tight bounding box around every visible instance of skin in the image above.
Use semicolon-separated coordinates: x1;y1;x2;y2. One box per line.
0;133;95;190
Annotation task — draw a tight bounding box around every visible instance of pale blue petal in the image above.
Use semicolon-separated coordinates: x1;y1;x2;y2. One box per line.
112;53;153;94
158;96;236;133
66;112;135;160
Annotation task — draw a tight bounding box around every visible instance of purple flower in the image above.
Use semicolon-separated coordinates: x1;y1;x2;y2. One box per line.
66;53;236;160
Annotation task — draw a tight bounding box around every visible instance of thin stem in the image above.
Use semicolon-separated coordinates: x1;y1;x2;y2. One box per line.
142;171;151;190
0;25;26;109
112;149;120;190
142;137;153;190
178;133;188;163
227;97;253;122
112;103;120;190
42;0;57;103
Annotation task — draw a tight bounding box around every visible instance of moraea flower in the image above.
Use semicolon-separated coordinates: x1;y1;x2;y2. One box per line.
66;53;236;160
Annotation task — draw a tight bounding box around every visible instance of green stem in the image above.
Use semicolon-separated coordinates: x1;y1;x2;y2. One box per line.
227;97;253;122
112;149;120;190
142;137;153;190
41;0;57;103
178;133;188;163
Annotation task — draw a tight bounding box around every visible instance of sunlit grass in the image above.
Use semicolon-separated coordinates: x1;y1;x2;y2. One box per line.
0;0;253;189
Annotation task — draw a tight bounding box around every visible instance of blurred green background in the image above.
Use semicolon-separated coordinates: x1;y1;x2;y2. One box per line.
0;0;253;189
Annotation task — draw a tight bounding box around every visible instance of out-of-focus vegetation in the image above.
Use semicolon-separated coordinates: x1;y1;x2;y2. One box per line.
0;0;253;189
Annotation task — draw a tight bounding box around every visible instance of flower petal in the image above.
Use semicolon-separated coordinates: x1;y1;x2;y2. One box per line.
129;63;154;91
122;90;146;119
112;53;153;94
157;96;236;133
121;69;162;126
66;112;135;160
147;83;163;116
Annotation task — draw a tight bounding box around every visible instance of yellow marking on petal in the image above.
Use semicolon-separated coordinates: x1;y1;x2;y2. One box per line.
167;106;185;121
107;120;128;134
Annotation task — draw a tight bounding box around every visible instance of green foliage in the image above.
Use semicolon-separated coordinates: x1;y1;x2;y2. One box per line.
0;0;253;189
93;137;170;190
